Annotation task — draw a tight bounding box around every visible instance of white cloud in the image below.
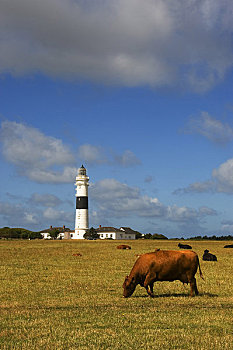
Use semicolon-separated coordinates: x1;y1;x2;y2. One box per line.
0;200;75;229
184;112;233;144
1;121;74;167
220;220;233;234
0;120;76;183
43;207;73;222
78;144;140;167
0;121;141;183
90;178;140;202
29;193;62;207
144;175;154;183
0;0;233;91
0;201;38;226
27;166;77;184
167;205;217;223
174;112;233;195
174;157;233;195
173;180;215;195
90;178;216;225
114;150;141;167
78;144;107;165
212;158;233;192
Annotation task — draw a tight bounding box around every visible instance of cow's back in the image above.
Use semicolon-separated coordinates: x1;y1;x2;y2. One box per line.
132;250;198;282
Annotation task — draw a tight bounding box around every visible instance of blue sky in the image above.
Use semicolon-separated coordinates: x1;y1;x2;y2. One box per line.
1;0;233;237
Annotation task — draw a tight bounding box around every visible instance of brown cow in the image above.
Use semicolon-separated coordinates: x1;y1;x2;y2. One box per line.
123;250;204;298
117;245;131;250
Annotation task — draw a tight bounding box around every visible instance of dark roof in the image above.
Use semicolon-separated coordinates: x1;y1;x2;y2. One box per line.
40;227;71;233
120;227;137;235
96;226;122;233
96;226;136;235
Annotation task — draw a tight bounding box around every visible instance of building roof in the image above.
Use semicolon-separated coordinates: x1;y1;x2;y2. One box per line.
96;226;136;235
96;226;122;233
40;226;71;233
120;227;138;235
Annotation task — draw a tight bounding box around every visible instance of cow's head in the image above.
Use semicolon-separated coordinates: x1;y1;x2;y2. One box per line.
122;275;136;298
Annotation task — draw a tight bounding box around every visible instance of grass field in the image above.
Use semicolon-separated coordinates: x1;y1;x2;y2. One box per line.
0;239;233;349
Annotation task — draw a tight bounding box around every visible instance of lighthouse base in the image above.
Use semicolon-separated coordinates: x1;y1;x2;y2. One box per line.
73;229;87;239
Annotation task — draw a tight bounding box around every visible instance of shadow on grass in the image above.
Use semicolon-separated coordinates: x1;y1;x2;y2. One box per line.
133;292;218;298
200;292;218;297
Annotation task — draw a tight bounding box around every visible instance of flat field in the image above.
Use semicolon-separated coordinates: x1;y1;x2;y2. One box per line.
0;239;232;349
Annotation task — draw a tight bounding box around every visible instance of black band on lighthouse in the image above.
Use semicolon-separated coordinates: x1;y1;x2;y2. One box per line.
76;197;88;209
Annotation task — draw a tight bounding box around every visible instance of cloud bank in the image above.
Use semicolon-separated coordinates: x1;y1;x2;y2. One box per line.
0;120;140;183
0;0;233;91
174;158;233;195
0;120;77;183
90;179;217;227
174;112;233;195
184;112;233;145
0;192;74;229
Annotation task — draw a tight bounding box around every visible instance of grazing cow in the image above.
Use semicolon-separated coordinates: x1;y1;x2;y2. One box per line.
123;250;204;298
202;250;217;261
117;244;131;250
72;253;82;256
224;244;233;248
178;243;192;249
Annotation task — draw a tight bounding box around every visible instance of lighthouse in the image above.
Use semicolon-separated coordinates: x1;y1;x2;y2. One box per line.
74;165;89;239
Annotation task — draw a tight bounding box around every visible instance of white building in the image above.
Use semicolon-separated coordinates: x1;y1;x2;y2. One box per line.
96;226;136;240
40;225;70;239
41;232;51;239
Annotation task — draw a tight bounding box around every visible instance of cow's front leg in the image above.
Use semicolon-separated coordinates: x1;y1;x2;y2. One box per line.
145;285;154;297
149;283;155;297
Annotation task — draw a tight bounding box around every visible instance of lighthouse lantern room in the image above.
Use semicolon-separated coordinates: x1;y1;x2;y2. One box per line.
74;165;89;239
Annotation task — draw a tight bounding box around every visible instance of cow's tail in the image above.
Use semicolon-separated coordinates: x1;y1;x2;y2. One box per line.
197;256;204;280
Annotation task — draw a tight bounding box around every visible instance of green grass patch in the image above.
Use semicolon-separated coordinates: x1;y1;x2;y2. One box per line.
0;240;232;349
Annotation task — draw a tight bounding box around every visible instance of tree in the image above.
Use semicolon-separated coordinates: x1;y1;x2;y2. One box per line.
49;228;60;240
143;233;153;239
0;227;43;239
29;232;43;240
135;231;143;239
84;227;99;240
152;233;168;240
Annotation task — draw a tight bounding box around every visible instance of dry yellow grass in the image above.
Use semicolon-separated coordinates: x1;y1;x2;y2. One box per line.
0;239;232;349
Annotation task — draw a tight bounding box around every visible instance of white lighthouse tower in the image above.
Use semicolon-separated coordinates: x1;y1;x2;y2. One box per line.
74;165;89;239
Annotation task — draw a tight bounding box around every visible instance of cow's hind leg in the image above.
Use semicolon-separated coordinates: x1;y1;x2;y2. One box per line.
190;278;198;296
